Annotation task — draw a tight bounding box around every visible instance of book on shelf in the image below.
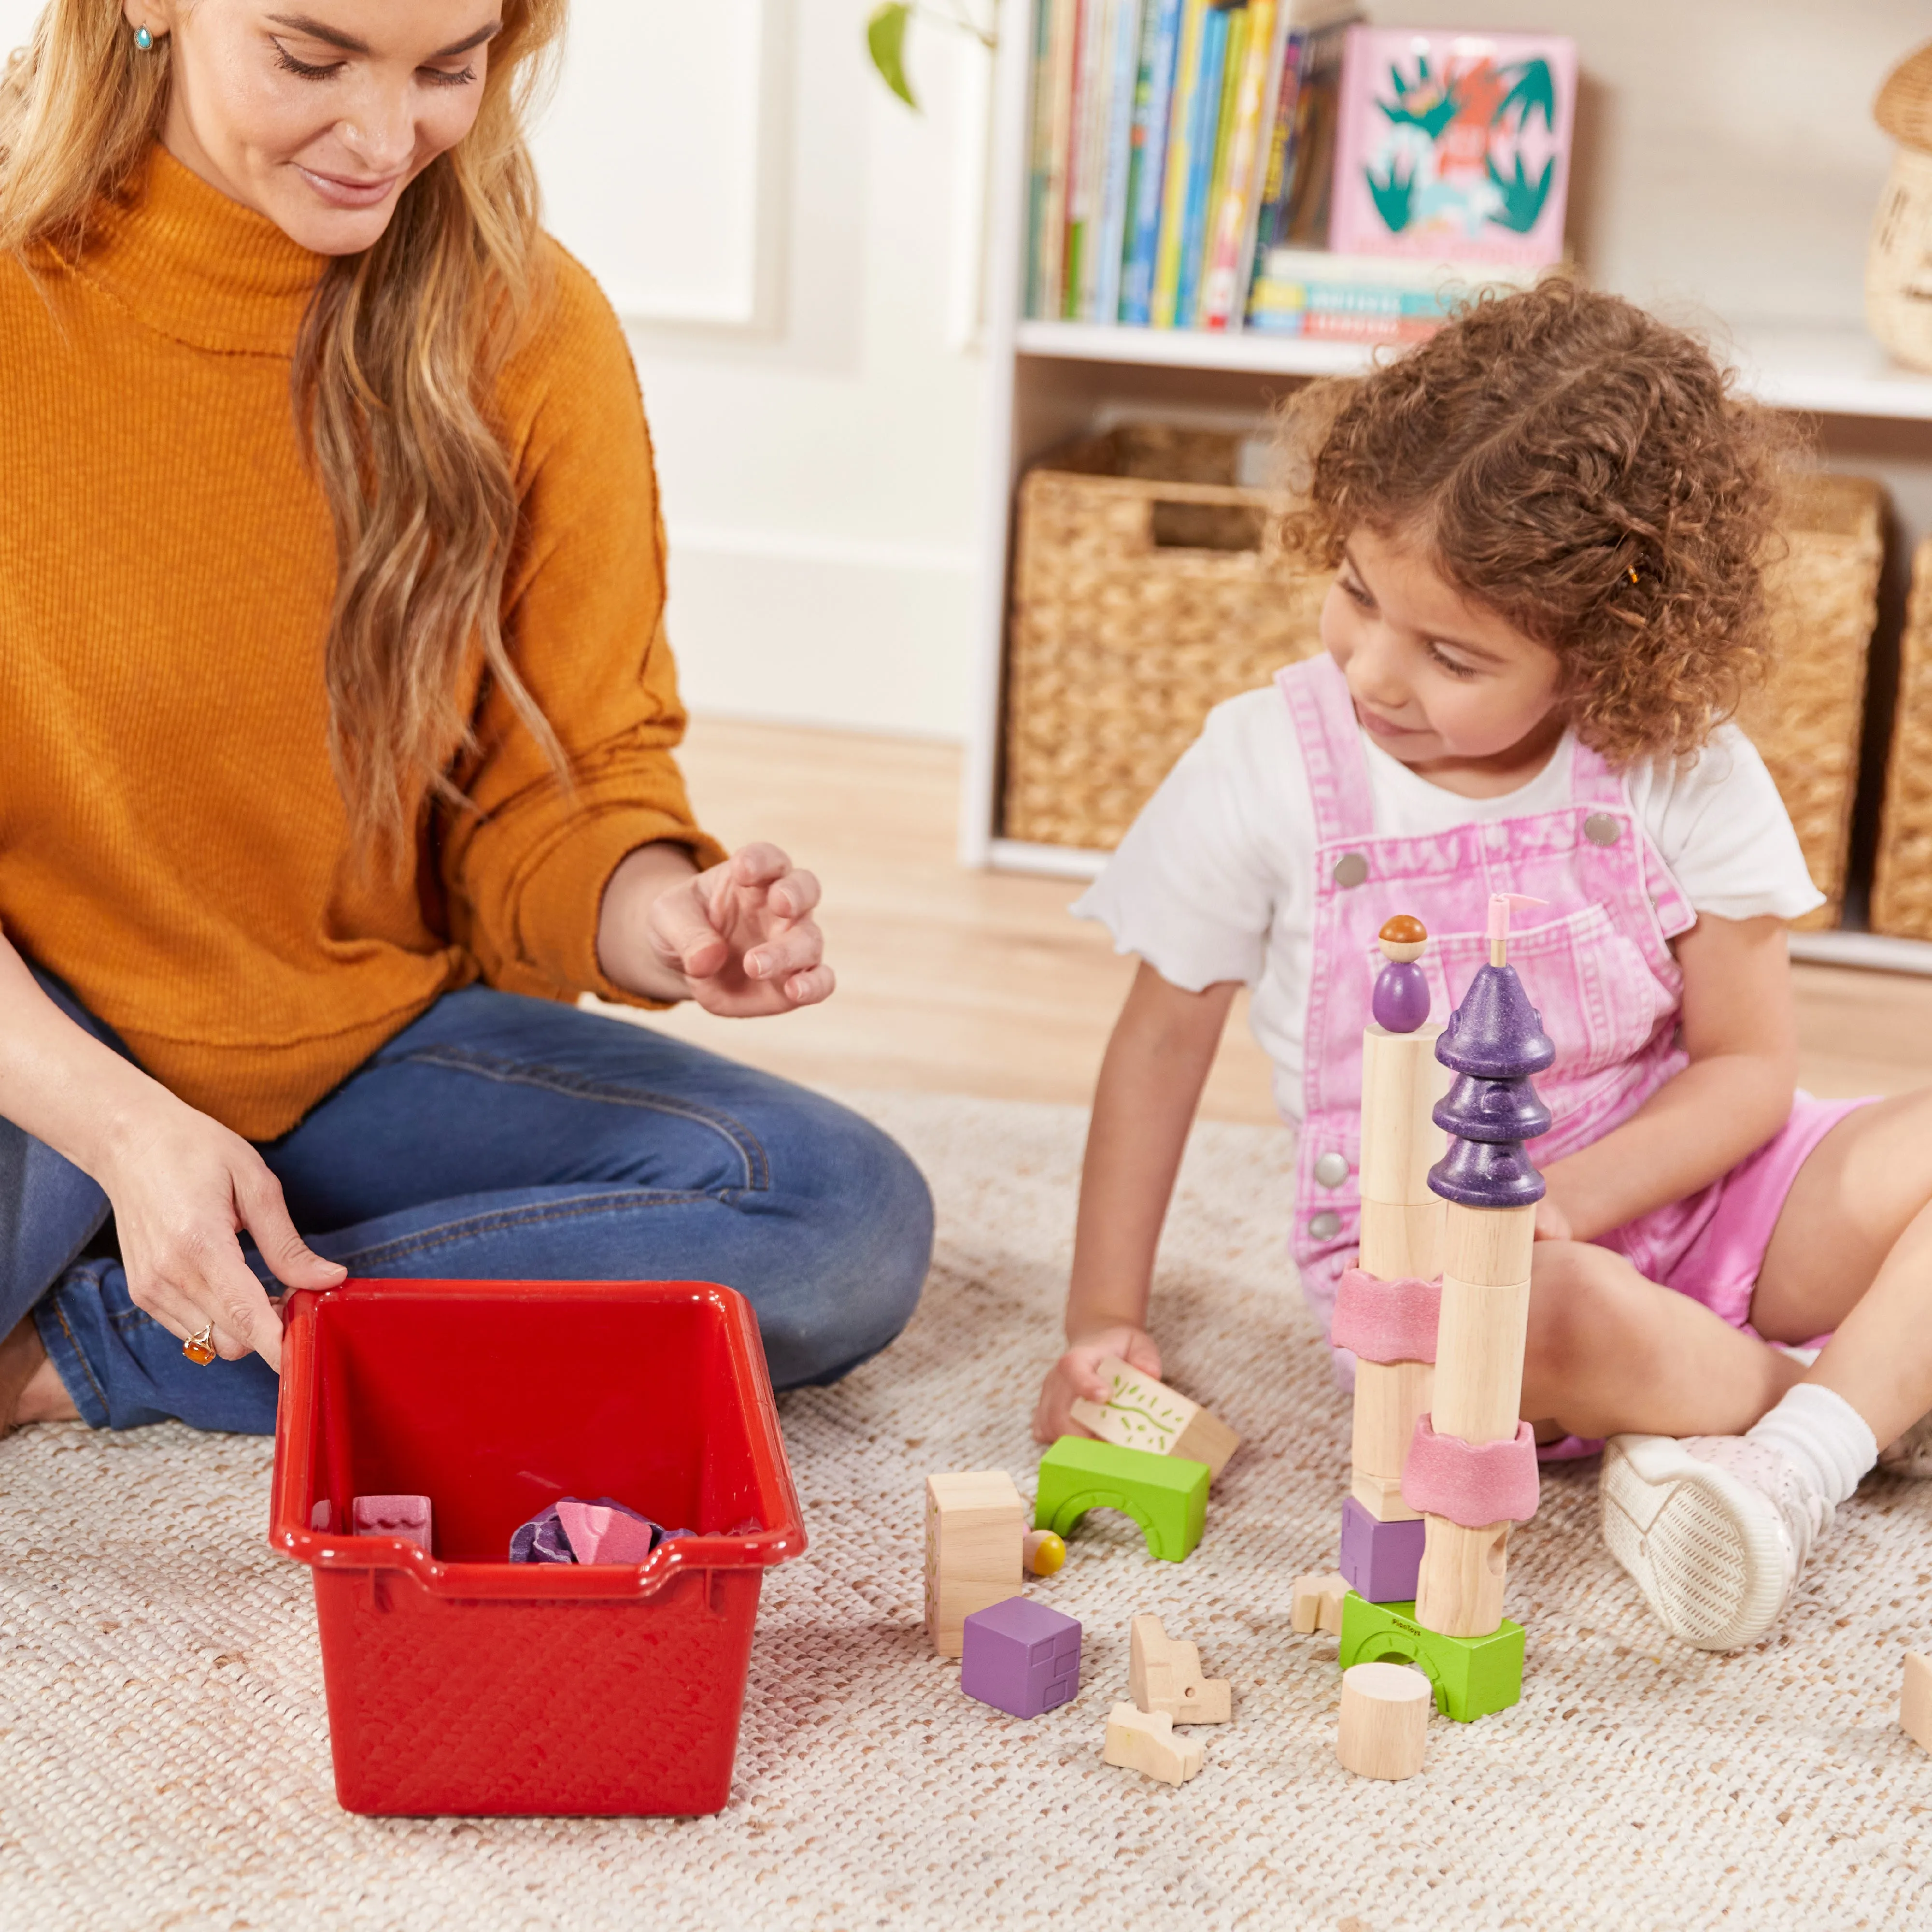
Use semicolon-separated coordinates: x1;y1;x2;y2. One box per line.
1119;0;1185;327
1063;0;1116;317
1246;245;1544;336
1170;0;1235;329
1242;8;1350;319
1091;0;1146;325
1195;0;1278;332
1149;0;1210;328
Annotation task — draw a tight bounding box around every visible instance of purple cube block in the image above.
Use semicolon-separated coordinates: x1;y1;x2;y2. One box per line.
1337;1495;1425;1603
959;1596;1081;1719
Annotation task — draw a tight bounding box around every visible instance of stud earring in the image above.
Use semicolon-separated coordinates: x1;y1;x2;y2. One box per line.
134;25;153;50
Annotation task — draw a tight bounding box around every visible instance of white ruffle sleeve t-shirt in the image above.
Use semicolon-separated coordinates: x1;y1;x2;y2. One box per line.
1074;686;1824;1124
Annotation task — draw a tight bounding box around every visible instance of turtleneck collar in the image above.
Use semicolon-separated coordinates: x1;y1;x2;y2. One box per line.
68;142;327;358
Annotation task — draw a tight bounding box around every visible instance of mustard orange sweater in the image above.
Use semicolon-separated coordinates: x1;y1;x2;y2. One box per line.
0;147;722;1138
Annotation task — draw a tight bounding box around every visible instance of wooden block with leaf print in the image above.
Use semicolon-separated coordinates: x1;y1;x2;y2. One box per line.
1069;1357;1241;1479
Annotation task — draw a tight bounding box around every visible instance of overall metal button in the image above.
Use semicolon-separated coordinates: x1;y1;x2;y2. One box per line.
1309;1209;1342;1241
1313;1151;1350;1188
1584;811;1621;846
1332;852;1368;888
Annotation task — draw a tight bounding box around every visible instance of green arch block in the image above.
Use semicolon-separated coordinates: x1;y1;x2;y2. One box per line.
1337;1592;1524;1722
1034;1437;1208;1563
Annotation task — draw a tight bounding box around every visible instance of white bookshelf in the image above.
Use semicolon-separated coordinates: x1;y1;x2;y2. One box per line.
962;4;1932;978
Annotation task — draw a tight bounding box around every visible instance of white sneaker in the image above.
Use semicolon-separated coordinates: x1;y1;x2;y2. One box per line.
1879;1411;1932;1478
1599;1434;1828;1651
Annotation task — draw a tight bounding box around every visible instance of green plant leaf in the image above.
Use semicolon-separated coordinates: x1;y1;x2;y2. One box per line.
867;3;919;111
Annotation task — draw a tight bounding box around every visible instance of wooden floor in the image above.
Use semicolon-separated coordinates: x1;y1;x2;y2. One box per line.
623;717;1932;1123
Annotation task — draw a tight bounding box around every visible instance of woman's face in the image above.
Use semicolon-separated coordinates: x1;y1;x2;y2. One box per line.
128;2;502;254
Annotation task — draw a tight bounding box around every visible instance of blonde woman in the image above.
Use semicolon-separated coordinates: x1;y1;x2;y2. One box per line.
0;0;932;1436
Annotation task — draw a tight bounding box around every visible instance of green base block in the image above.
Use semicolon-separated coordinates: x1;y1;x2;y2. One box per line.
1337;1593;1524;1722
1034;1436;1208;1563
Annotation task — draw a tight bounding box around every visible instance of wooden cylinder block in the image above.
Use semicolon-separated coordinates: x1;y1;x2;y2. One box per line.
1359;1197;1444;1285
1414;1514;1510;1638
1359;1025;1451;1205
1336;1660;1432;1780
1432;1278;1531;1443
1443;1203;1535;1288
1351;1358;1434;1481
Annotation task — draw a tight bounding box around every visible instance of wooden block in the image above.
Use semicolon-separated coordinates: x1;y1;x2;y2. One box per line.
1442;1203;1536;1288
1351;1469;1421;1521
1414;1514;1510;1639
1359;1024;1450;1205
1903;1651;1932;1753
1102;1701;1204;1785
1432;1278;1532;1443
1336;1660;1431;1780
1358;1197;1443;1284
924;1471;1025;1657
1291;1571;1350;1635
1351;1359;1434;1479
1129;1614;1232;1723
1069;1357;1240;1478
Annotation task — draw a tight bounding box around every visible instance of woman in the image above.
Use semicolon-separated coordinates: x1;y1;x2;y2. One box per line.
0;0;933;1435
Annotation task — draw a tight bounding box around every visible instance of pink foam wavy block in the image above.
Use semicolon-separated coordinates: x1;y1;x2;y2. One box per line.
1330;1269;1442;1365
1400;1417;1541;1527
555;1497;659;1565
351;1493;433;1553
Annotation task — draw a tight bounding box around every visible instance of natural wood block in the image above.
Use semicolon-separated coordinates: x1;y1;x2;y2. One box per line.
1336;1660;1431;1780
1432;1277;1532;1444
1102;1700;1204;1785
1292;1571;1350;1636
1903;1651;1932;1753
1414;1514;1510;1639
1352;1359;1434;1479
1358;1197;1444;1284
1442;1203;1536;1288
923;1471;1024;1657
1129;1614;1232;1723
1351;1468;1422;1521
1069;1356;1240;1478
1359;1024;1451;1205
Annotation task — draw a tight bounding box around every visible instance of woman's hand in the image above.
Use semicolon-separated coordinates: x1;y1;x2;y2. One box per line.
95;1094;345;1372
597;841;834;1016
1032;1324;1163;1445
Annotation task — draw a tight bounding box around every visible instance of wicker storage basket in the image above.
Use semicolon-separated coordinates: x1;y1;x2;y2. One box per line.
1002;426;1328;849
1740;473;1885;932
1873;536;1932;939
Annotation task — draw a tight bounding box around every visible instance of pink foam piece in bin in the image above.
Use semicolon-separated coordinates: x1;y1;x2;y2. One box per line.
1331;1268;1441;1365
351;1493;433;1553
555;1497;659;1565
1400;1417;1540;1528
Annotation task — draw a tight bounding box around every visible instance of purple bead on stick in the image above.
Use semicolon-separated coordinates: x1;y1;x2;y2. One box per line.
1372;960;1432;1034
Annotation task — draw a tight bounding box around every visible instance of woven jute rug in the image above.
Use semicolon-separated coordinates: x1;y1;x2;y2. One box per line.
2;1090;1929;1932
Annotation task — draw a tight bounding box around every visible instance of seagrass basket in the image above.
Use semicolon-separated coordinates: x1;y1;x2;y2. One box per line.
1873;536;1932;940
1001;426;1329;849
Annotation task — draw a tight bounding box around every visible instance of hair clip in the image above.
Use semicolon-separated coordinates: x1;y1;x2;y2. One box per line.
1626;565;1641;586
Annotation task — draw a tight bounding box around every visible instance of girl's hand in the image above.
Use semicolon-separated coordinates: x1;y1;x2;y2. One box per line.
95;1094;345;1372
1032;1325;1163;1444
1533;1195;1574;1242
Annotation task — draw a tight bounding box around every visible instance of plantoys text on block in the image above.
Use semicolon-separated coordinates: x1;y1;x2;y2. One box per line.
960;1596;1081;1719
1102;1701;1203;1785
1068;1357;1241;1478
1128;1614;1231;1724
1337;1591;1524;1724
924;1470;1025;1657
1035;1437;1208;1563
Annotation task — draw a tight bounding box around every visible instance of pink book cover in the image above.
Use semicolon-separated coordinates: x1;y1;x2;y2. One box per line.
1327;26;1576;266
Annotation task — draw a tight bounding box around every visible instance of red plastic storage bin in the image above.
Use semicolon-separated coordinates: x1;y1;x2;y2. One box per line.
269;1279;806;1817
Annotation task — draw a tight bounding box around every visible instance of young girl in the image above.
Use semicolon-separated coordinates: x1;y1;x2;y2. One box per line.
1031;281;1932;1653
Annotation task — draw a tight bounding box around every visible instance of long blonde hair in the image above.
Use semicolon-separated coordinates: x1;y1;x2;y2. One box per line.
0;0;569;858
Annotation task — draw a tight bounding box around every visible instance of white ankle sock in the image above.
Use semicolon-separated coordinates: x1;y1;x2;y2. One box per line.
1745;1383;1877;1512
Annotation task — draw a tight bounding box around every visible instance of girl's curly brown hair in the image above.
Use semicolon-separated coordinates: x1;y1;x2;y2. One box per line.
1279;279;1798;764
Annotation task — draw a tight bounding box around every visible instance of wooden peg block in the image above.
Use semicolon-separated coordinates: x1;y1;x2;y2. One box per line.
1352;1358;1434;1479
1069;1356;1240;1478
1336;1660;1431;1780
1351;1469;1422;1521
1414;1514;1510;1639
1443;1203;1536;1288
924;1471;1025;1657
1903;1651;1932;1753
1129;1614;1232;1723
1359;1024;1450;1205
1291;1571;1350;1635
1102;1701;1204;1785
1358;1197;1444;1285
1432;1278;1532;1443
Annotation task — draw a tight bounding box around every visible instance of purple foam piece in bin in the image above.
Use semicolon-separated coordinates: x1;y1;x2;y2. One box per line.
1371;959;1432;1035
1337;1495;1425;1603
960;1596;1082;1719
509;1496;695;1564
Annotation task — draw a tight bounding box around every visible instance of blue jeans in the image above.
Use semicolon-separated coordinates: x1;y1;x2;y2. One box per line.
5;975;933;1433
